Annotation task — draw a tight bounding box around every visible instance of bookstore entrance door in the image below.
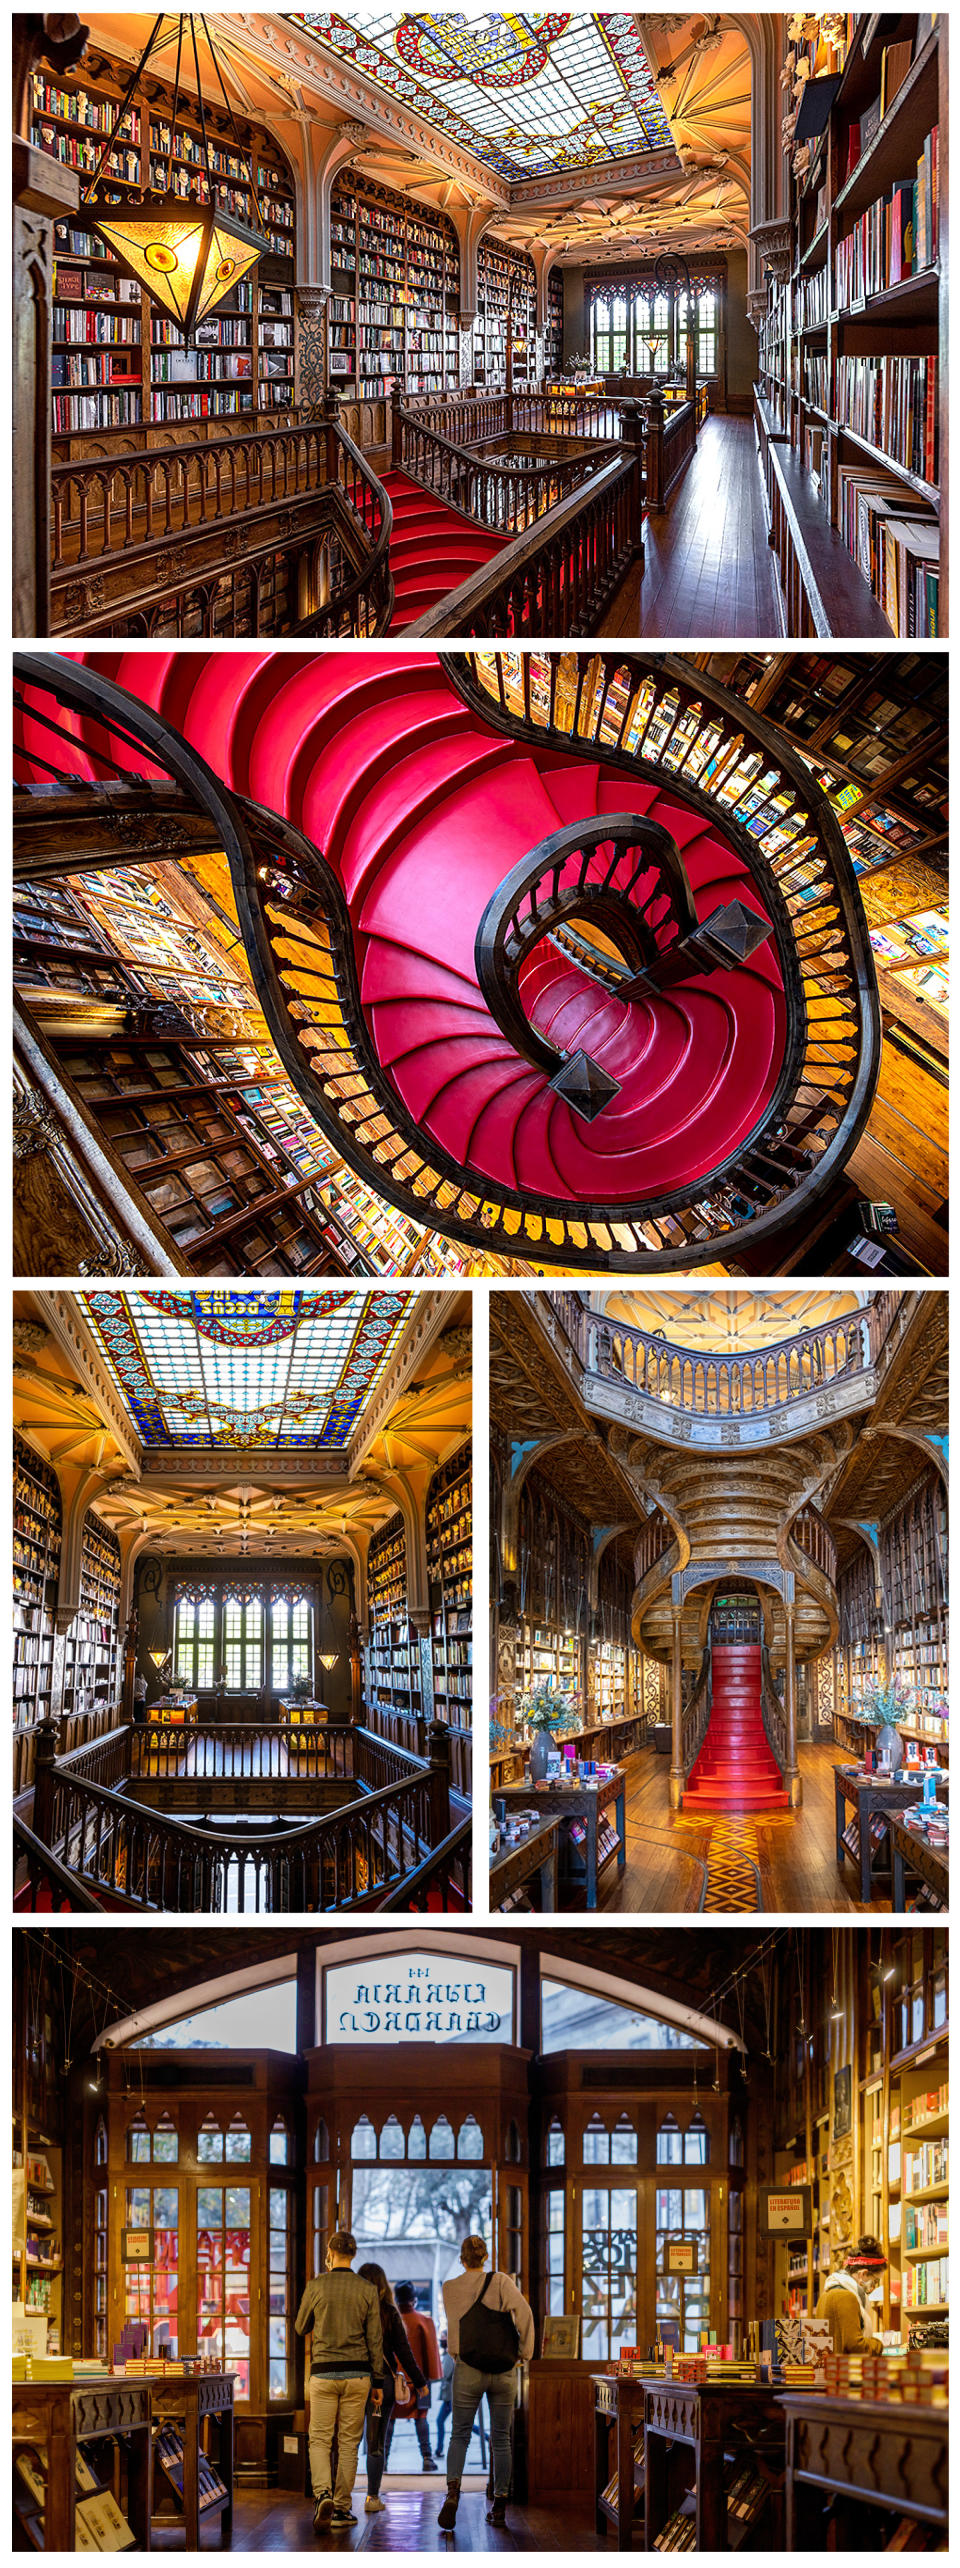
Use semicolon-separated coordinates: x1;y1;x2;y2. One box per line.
350;2162;496;2479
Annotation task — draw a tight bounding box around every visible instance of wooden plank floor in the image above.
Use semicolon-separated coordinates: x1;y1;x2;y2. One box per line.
601;415;786;641
171;2487;597;2551
556;1739;886;1915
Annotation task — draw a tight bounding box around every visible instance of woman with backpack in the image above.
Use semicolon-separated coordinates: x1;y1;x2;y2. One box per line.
439;2234;535;2532
357;2263;427;2516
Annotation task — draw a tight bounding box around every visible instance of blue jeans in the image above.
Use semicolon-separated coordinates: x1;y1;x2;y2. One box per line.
446;2360;516;2496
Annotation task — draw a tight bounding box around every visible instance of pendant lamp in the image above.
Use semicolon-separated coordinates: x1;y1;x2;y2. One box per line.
83;10;268;334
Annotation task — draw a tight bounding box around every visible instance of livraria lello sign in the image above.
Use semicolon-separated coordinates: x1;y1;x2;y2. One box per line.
324;1957;515;2043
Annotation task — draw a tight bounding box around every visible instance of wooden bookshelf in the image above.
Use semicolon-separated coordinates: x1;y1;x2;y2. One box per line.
61;1508;121;1725
31;58;295;453
366;1513;422;1723
757;12;946;635
14;2134;63;2352
328;173;459;402
544;268;563;380
14;1432;62;1743
476;235;537;388
426;1444;472;1735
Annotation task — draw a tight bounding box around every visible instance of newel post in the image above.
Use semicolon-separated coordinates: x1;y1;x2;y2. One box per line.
31;1714;62;1848
426;1720;452;1842
644;386;665;512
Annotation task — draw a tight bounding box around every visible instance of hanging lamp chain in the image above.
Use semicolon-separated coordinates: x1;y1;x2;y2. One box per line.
81;8;165;202
80;9;264;227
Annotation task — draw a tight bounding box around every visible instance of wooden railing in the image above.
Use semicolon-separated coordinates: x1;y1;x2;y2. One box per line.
760;1646;789;1778
391;398;619;536
28;1721;451;1913
792;1506;838;1587
13;1814;102;1911
586;1310;872;1418
363;1702;472;1798
378;1815;472;1912
681;1643;712;1780
409;450;642;639
49;411;392;639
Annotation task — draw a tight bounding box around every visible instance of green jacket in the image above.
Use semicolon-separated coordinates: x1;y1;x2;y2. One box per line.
295;2269;384;2380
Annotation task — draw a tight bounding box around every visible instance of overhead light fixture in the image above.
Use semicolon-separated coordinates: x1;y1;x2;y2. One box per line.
319;1652;339;1672
82;11;268;333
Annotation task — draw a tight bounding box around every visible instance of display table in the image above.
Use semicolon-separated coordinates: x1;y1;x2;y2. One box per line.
833;1766;945;1903
780;2392;947;2549
490;1814;560;1912
150;2371;235;2550
497;1769;626;1908
640;2374;785;2551
889;1811;949;1912
277;1698;327;1725
150;1697;198;1725
593;2372;645;2548
12;2376;153;2551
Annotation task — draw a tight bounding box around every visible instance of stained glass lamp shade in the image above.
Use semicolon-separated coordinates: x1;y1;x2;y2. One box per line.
89;196;266;334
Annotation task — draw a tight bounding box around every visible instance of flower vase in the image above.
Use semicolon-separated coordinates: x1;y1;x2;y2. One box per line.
874;1720;903;1774
529;1730;552;1783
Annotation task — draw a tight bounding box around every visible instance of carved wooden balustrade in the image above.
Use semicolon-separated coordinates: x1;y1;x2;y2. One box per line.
791;1505;838;1586
13;1814;102;1910
410;451;642;638
49;415;392;638
681;1641;712;1778
588;1311;871;1421
391;397;620;537
26;1721;451;1913
363;1700;471;1798
760;1644;789;1776
379;1813;472;1911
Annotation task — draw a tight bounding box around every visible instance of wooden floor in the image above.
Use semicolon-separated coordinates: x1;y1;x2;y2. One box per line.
560;1739;884;1915
188;2487;597;2552
601;415;786;640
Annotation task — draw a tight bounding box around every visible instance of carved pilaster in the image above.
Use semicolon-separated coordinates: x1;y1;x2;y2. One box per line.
750;218;793;287
296;283;330;416
14;139;80;636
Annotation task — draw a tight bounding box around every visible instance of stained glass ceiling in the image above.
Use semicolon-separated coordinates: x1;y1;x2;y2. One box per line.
80;1290;410;1450
289;11;674;179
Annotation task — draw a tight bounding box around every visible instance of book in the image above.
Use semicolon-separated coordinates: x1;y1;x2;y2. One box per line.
76;2490;137;2550
880;41;915;120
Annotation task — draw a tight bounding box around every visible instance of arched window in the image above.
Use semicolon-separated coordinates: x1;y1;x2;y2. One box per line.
429;2115;455;2161
685;2113;709;2165
545;2118;565;2168
223;1592;263;1693
95;2116;108;2168
174;1590;215;1692
697;288;718;379
271;1591;313;1694
611;2114;637;2166
351;2116;376;2162
380;2115;404;2160
408;2115;427;2161
583;2113;610;2165
197;2115;223;2163
313;2119;330;2163
504;2118;522;2165
269;2118;289;2167
656;2114;682;2164
127;2111;151;2164
226;2116;250;2161
153;2113;178;2165
457;2115;484;2162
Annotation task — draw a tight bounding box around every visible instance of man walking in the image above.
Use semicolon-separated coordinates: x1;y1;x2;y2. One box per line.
295;2230;384;2531
392;2282;441;2472
440;2234;534;2532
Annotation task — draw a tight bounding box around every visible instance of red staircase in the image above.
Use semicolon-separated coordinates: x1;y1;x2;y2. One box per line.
683;1644;788;1813
382;472;505;629
19;653;787;1212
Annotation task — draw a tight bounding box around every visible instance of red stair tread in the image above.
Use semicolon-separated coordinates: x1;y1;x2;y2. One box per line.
382;471;504;630
684;1644;787;1813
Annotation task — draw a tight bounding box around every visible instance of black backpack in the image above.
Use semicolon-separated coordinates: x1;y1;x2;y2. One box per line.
458;2272;520;2374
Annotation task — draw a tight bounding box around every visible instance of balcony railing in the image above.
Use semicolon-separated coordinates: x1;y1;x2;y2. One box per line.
586;1310;872;1420
408;451;642;639
791;1506;838;1587
49;412;392;639
26;1721;451;1914
391;395;620;538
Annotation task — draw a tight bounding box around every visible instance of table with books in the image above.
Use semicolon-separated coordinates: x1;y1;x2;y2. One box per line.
638;2372;786;2551
12;2374;154;2551
496;1769;626;1909
889;1808;949;1912
150;2370;235;2549
593;2371;646;2548
833;1765;945;1903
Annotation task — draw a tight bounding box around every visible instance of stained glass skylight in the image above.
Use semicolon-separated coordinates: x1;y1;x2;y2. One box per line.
80;1290;410;1449
289;12;674;179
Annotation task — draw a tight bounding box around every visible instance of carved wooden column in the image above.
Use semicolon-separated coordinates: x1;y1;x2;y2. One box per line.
295;284;329;416
670;1605;684;1810
13;140;78;636
784;1596;802;1807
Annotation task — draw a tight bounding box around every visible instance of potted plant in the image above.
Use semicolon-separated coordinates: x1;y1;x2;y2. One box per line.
858;1676;914;1773
521;1680;583;1782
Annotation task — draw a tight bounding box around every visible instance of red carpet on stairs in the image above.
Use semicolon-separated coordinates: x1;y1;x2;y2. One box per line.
383;471;505;629
683;1644;789;1813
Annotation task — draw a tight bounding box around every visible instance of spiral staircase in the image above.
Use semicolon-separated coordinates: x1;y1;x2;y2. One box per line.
13;649;881;1275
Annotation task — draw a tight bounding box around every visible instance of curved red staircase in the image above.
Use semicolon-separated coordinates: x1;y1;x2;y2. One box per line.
382;472;505;629
21;651;788;1217
684;1644;789;1814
